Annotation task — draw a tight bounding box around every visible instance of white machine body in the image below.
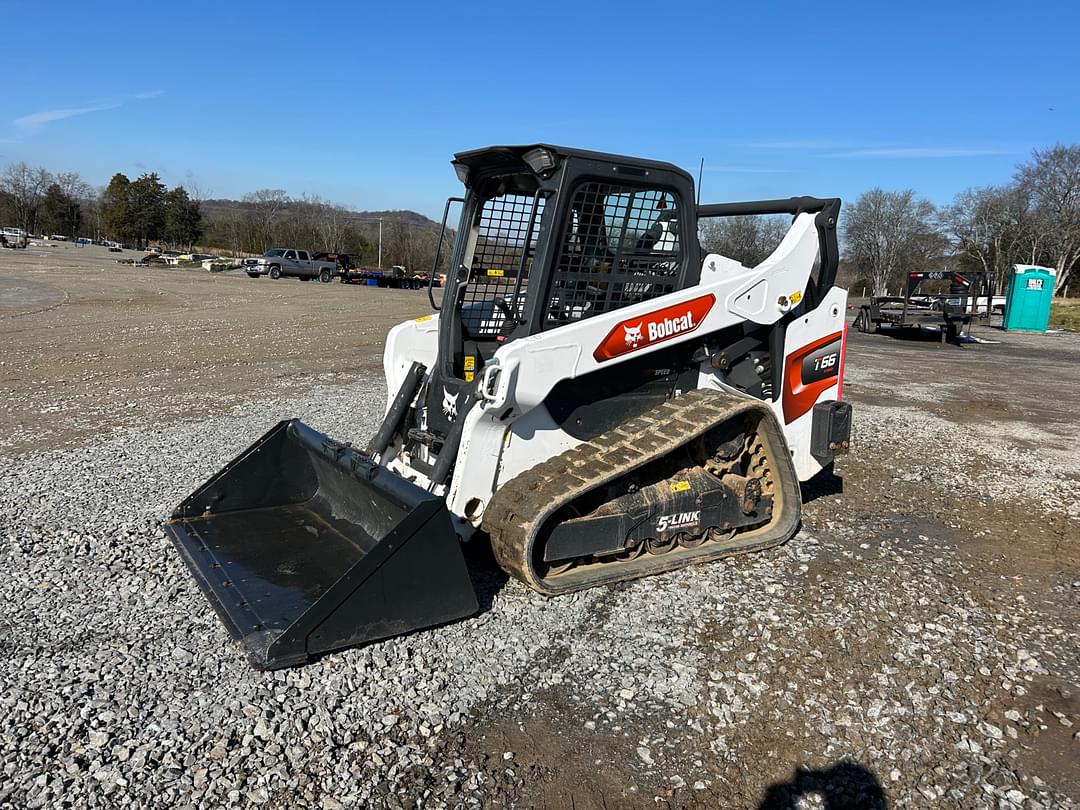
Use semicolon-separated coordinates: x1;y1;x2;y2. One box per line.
382;210;848;527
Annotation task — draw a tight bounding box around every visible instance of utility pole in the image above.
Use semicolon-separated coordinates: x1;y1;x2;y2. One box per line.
355;216;385;269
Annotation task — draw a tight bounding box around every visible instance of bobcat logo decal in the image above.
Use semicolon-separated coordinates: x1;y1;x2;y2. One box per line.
593;294;716;363
441;387;459;420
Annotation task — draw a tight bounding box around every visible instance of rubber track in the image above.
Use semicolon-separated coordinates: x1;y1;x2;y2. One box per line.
484;389;801;596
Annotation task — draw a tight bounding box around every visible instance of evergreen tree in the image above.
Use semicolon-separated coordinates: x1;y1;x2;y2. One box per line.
164;186;203;249
101;173;133;242
128;173;166;247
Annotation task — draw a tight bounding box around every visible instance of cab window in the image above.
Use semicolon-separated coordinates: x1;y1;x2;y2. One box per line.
545;181;682;328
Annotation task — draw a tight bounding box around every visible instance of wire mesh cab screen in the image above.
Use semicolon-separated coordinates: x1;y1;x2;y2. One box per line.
459;193;545;339
546;182;682;328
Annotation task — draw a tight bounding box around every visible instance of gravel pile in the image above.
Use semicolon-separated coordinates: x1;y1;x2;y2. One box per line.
0;381;605;808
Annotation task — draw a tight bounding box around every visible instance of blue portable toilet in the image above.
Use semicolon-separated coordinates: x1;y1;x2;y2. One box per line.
1003;265;1055;333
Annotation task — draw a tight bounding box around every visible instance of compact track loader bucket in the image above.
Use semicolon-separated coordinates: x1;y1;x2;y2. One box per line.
164;420;478;670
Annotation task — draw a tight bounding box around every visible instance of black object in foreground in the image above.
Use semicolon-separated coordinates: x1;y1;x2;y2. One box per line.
164;420;478;670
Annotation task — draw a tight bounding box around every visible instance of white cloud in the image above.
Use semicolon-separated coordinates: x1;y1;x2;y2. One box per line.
14;103;121;132
749;139;857;150
9;91;164;137
749;139;1008;158
704;165;794;174
825;146;1012;158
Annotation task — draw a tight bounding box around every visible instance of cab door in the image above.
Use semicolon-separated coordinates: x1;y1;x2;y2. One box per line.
296;250;312;277
282;250;298;275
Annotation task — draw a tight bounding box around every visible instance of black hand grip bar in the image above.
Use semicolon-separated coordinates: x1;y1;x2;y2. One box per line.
697;196;839;218
698;197;842;307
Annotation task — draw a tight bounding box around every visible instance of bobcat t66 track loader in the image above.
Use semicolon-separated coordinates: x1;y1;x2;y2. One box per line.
165;145;852;669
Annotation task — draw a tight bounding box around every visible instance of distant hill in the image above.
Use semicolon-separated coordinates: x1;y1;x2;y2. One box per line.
196;197;453;266
199;199;442;231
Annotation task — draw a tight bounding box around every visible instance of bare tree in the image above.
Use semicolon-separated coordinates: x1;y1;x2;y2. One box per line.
940;186;1025;290
315;200;349;253
1016;144;1080;294
274;194;322;251
382;219;411;268
54;171;93;203
242;189;289;252
183;173;212;206
207;207;247;257
842;188;939;296
81;185;106;240
0;162;52;232
381;218;443;272
700;214;790;267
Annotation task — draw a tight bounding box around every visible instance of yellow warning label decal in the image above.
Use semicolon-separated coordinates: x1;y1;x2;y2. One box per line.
789;290;802;305
464;371;475;383
670;480;691;493
463;356;476;371
486;268;505;277
414;315;433;323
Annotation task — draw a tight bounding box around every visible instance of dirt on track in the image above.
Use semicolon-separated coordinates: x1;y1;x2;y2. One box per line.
0;245;436;455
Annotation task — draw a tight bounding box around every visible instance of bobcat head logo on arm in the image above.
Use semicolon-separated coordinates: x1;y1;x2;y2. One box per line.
442;387;459;420
623;323;643;348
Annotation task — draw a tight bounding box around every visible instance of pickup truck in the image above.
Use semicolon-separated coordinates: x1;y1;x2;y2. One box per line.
247;248;337;282
1;227;27;249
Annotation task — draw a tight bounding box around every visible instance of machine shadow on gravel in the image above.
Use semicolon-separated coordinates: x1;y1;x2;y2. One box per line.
872;325;970;346
462;540;511;614
757;760;887;809
800;468;844;505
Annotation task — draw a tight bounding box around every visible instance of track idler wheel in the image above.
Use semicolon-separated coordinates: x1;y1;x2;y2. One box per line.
722;473;763;514
677;531;705;549
543;559;576;576
708;527;737;544
645;536;675;555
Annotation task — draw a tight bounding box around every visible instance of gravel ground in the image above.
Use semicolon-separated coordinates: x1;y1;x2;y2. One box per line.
1;260;1078;808
0;380;616;808
418;398;1080;809
0;244;431;455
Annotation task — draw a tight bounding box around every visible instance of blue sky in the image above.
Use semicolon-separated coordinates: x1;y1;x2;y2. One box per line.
2;0;1076;219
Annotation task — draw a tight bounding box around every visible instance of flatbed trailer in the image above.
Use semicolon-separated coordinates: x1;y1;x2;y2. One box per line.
338;265;431;289
853;271;987;344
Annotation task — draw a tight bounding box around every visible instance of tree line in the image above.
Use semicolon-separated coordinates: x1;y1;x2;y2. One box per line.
0;164;447;270
6;143;1076;290
701;143;1080;296
200;190;447;270
0;163;203;249
101;173;203;249
0;163;95;240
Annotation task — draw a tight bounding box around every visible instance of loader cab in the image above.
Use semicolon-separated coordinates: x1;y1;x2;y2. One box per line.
437;144;700;384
